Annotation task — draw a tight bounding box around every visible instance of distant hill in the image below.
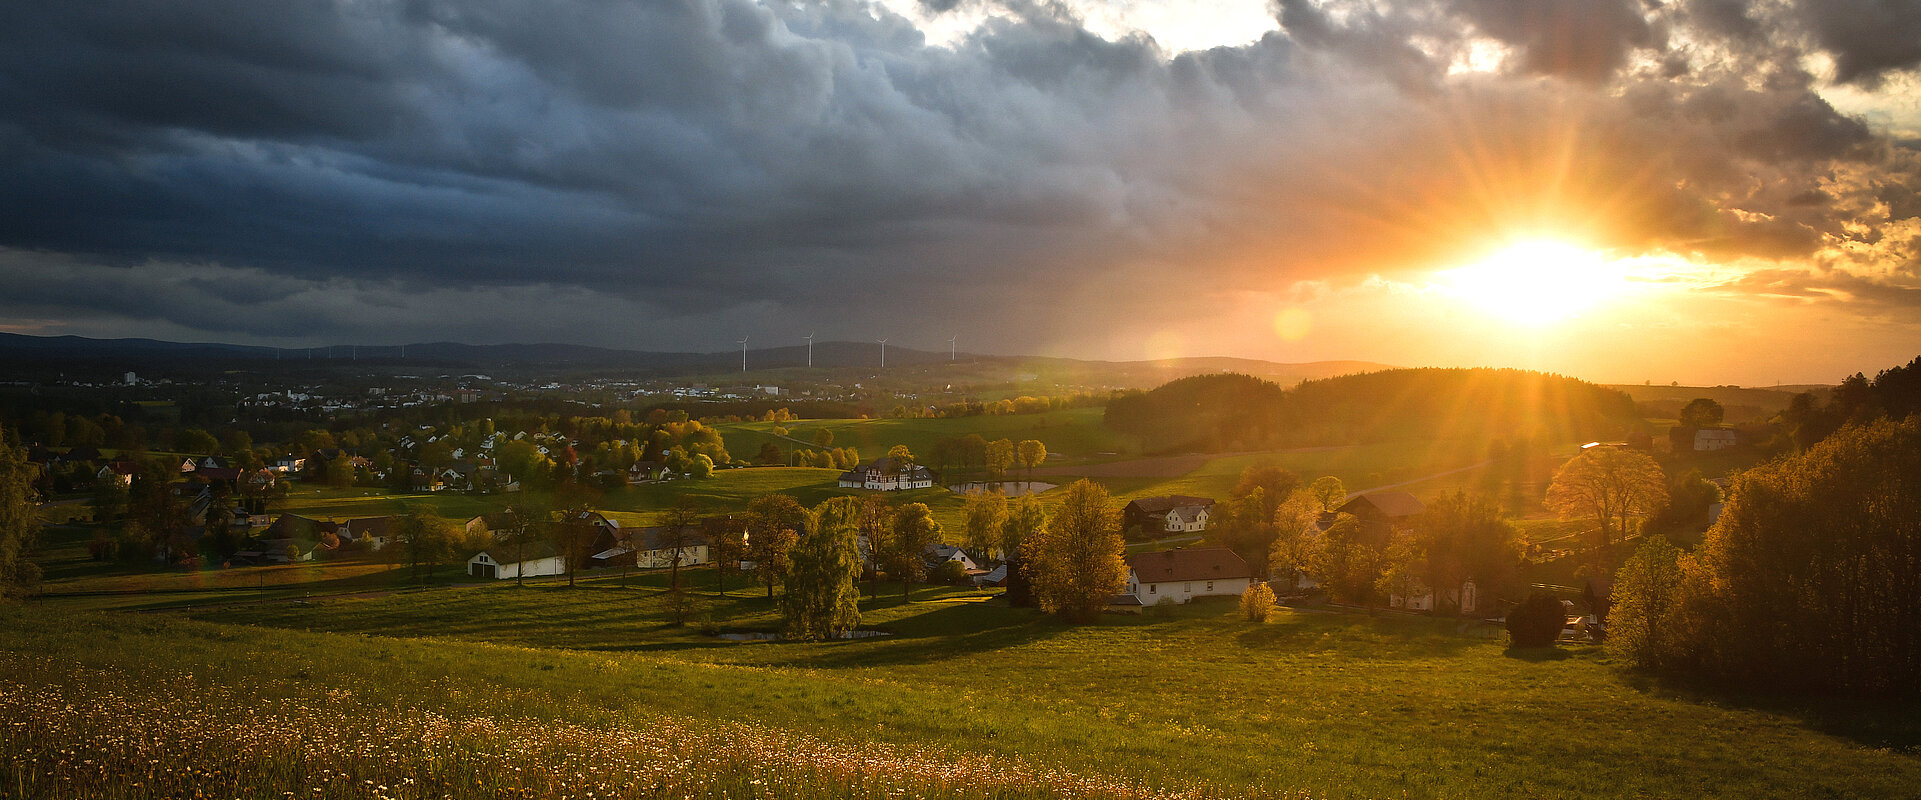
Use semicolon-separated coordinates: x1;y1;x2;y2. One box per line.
1108;368;1643;453
0;332;1389;388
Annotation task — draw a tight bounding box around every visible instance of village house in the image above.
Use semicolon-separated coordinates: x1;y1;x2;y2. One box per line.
1116;547;1253;608
836;457;937;491
1389;578;1484;615
467;544;567;580
1122;495;1216;534
590;526;710;569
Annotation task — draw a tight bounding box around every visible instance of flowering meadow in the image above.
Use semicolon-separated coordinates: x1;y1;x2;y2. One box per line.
0;652;1312;800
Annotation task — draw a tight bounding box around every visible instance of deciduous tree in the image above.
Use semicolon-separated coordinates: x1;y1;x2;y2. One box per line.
745;494;805;599
1678;398;1725;428
1545;447;1668;549
1021;479;1125;622
962;491;1008;561
887;502;942;598
1307;476;1346;511
785;497;864;640
0;429;43;601
1016;439;1047;485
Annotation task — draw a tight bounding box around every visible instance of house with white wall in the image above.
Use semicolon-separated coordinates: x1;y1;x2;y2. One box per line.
467;544;567;580
1120;547;1253;606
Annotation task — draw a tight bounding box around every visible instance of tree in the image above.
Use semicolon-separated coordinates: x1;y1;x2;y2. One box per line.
325;456;355;488
1506;592;1566;648
1267;490;1325;591
1239;582;1277;622
962;491;1008;561
756;441;784;466
0;429;44;601
856;494;894;596
689;453;715;479
394;509;454;587
1209;488;1276;575
658;496;703;592
1608;536;1686;670
1315;513;1383;606
1001;494;1047;560
887;502;942;598
706;516;748;594
1659;417;1921;695
219;429;254;456
1307;476;1346;511
1544;447;1668;549
812;428;835;449
983;438;1015;479
1232;464;1300;524
1021;479;1126;622
957;434;988;476
1388;492;1522;615
746;494;805;599
1678;398;1725;428
1016;439;1047;485
886;444;914;466
785;497;864;640
173;428;219;455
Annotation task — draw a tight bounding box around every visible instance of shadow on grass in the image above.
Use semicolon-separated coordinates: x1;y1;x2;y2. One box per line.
1233;610;1489;660
1623;671;1921;755
1504;646;1570;661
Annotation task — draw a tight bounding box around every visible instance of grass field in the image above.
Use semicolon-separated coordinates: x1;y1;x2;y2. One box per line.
6;578;1916;799
716;407;1141;466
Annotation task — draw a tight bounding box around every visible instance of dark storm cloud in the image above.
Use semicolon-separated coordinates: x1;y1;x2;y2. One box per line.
0;0;1917;350
1789;0;1921;85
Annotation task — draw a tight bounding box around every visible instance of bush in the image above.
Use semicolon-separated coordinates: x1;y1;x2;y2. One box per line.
1506;592;1566;648
1239;582;1277;622
931;560;970;585
1147;596;1178;618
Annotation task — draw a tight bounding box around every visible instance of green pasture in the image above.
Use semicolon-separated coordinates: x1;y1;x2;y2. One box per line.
716;407;1140;466
7;582;1914;799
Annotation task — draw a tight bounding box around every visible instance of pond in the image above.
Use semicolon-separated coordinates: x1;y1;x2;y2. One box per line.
947;480;1057;497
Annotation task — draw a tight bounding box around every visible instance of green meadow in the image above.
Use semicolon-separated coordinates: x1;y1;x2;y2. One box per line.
7;575;1917;799
716;407;1141;465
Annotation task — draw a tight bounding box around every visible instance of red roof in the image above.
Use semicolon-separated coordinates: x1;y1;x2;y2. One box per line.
1126;547;1251;583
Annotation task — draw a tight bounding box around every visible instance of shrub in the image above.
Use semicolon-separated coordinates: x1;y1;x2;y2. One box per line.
1506;592;1566;648
932;560;970;585
1239;582;1277;622
1147;596;1178;618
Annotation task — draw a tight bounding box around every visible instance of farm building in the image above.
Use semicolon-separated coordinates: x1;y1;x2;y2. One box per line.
837;457;937;491
1122;495;1215;534
1120;547;1252;606
467;545;567;580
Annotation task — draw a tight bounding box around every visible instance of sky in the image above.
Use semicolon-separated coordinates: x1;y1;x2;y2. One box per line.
1;0;1918;386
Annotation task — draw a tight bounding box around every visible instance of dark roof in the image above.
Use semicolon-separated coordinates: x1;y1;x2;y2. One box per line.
338;516;393;539
265;513;323;540
1338;491;1425;519
1109;593;1144;606
474;542;561;562
1125;495;1216;514
1126;547;1252;583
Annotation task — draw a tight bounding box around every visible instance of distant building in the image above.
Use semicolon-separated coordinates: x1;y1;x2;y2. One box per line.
1122;496;1216;534
1117;547;1252;608
467;545;566;580
837;457;936;491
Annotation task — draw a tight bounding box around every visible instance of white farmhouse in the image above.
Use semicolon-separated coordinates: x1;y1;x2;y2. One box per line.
467;544;567;580
1119;547;1253;607
836;457;937;491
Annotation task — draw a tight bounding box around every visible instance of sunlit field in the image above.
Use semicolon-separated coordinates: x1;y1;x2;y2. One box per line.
6;584;1916;799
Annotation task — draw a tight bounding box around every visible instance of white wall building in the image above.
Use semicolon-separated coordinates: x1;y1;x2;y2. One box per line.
1121;547;1253;606
467;547;567;580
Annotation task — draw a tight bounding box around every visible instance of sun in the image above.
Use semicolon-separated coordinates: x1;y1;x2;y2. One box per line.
1435;240;1634;325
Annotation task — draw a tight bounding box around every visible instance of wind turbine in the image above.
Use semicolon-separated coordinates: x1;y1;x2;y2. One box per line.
947;335;956;361
804;332;815;367
738;336;749;372
878;338;888;368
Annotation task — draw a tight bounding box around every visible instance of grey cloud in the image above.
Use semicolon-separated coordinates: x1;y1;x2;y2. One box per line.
1447;0;1662;82
1790;0;1921;85
0;0;1915;351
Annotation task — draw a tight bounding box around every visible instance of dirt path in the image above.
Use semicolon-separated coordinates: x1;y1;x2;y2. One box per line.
1348;460;1492;496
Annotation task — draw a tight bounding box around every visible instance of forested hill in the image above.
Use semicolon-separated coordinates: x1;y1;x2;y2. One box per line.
1105;368;1643;453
